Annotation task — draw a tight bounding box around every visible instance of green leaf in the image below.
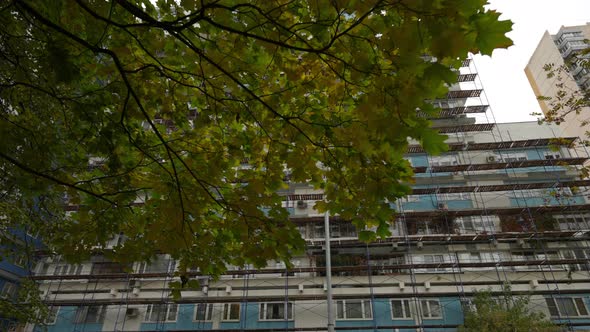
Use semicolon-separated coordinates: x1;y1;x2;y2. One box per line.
471;10;513;55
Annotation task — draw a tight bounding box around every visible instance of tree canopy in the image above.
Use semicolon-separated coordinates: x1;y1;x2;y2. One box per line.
459;288;560;332
0;0;512;277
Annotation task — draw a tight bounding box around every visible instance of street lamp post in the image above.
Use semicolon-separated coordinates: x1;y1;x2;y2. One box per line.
324;210;335;332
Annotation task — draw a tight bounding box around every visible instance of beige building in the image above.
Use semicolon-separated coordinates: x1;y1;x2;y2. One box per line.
525;23;590;139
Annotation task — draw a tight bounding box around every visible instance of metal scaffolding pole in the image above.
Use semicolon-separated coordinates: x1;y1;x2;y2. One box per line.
324;210;335;332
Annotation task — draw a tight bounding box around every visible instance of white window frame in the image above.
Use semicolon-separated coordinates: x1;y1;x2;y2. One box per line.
1;282;17;298
420;299;443;319
13;254;26;267
74;305;107;324
501;152;527;162
45;306;60;325
336;299;373;320
137;255;176;274
546;297;589;317
423;255;445;272
222;303;241;321
390;299;412;319
259;302;293;321
144;304;178;322
54;264;83;276
469;252;481;263
403;195;421;203
194;303;214;321
429;155;459;167
556;214;590;231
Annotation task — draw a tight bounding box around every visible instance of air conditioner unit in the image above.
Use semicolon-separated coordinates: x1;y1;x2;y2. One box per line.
296;200;308;209
486;155;497;163
437;202;448;210
126;308;140;317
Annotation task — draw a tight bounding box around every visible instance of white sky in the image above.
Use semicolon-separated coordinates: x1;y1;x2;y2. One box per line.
473;0;590;123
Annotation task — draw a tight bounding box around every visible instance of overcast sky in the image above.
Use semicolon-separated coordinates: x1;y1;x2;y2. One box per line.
473;0;590;123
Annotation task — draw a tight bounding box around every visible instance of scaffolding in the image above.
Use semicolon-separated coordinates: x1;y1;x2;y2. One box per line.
27;57;590;332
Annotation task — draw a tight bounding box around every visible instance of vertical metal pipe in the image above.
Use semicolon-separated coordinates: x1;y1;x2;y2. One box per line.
324;210;335;332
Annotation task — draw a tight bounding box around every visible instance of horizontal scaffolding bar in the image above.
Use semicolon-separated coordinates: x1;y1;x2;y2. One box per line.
412;157;587;173
456;73;477;82
31;258;590;280
435;105;488;118
289;204;590;224
406;137;577;154
436;123;495;133
447;89;483;99
411;179;590;195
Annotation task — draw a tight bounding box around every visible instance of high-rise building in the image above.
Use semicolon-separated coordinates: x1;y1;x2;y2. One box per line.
27;59;590;332
525;23;590;139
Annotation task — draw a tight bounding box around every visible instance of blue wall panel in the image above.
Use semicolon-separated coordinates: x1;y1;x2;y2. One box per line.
38;306;103;332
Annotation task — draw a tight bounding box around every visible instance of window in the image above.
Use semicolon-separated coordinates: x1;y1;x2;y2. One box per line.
259;302;293;320
222;303;240;321
194;303;214;321
501;152;527;162
138;255;175;274
1;282;17;298
457;216;496;234
424;255;445;272
45;306;59;325
439;192;469;201
74;305;106;324
312;223;358;239
13;254;26;267
144;304;178;322
544;152;561;160
555;214;590;231
430;155;459;167
469;252;481;262
336;300;372;320
420;300;442;319
546;297;589;317
54;264;83;276
91;262;129;274
391;299;412;319
403;195;421;203
563;249;590;271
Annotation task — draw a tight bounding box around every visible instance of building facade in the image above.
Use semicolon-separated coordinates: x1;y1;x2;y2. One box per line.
1;229;42;331
525;23;590;139
27;60;590;332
